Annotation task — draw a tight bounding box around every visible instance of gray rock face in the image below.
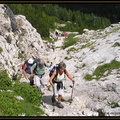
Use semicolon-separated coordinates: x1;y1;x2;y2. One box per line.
0;4;45;78
4;4;17;32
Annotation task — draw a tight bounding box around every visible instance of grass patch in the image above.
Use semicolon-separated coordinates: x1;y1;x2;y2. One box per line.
62;34;79;49
97;109;105;116
84;74;93;81
110;102;119;108
85;60;120;81
64;56;72;60
112;42;120;47
67;47;77;54
18;52;25;59
81;42;94;50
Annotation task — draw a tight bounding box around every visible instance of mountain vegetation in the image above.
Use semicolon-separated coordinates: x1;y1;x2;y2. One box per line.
56;4;120;24
0;70;44;116
7;4;111;38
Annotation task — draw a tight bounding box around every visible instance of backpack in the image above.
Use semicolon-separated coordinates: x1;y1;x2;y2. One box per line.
33;58;40;65
51;44;55;47
49;64;59;77
32;58;40;72
22;60;28;69
49;64;66;80
22;60;33;74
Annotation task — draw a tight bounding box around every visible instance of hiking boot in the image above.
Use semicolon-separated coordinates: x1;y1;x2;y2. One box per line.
57;102;64;108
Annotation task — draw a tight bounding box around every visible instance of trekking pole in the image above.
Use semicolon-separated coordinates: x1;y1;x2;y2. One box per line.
52;84;56;112
69;83;74;104
52;96;55;112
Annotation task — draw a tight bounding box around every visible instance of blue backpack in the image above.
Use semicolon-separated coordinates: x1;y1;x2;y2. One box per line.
49;64;59;77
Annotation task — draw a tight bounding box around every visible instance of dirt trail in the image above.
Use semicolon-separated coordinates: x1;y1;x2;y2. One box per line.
41;37;75;116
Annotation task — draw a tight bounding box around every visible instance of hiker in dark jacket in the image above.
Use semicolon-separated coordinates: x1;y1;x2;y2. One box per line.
49;61;75;108
30;59;52;94
22;58;34;84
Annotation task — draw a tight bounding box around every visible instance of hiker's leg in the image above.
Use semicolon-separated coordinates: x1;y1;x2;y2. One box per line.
58;95;62;102
56;88;64;108
29;76;34;85
53;83;58;97
40;75;45;93
57;88;64;102
51;95;57;103
34;75;41;91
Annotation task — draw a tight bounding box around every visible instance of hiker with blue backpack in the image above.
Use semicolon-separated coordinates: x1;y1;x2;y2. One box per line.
22;58;34;85
30;59;52;94
51;43;55;52
49;61;75;109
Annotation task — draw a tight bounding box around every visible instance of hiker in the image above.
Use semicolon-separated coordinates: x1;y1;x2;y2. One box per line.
30;59;52;94
64;32;68;39
47;42;51;48
22;58;34;85
55;31;59;39
49;61;75;108
46;42;51;52
51;43;55;52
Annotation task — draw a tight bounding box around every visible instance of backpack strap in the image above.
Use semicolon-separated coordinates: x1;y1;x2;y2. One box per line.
55;67;59;78
33;63;38;73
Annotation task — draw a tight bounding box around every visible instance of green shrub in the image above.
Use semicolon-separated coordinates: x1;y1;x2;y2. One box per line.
0;70;12;89
18;52;25;59
0;70;44;116
84;74;93;81
0;91;23;116
0;91;44;116
13;83;42;106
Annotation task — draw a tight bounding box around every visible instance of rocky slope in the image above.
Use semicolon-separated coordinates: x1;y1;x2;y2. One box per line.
0;4;120;116
40;24;120;116
0;4;46;79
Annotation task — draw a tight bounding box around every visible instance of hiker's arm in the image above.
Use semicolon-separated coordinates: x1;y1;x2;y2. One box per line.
22;64;28;79
45;62;52;67
65;69;75;84
49;71;56;87
30;68;34;76
30;63;36;76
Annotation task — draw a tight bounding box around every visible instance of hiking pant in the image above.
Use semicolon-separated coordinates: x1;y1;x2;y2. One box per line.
34;75;45;93
53;82;64;97
27;74;34;85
